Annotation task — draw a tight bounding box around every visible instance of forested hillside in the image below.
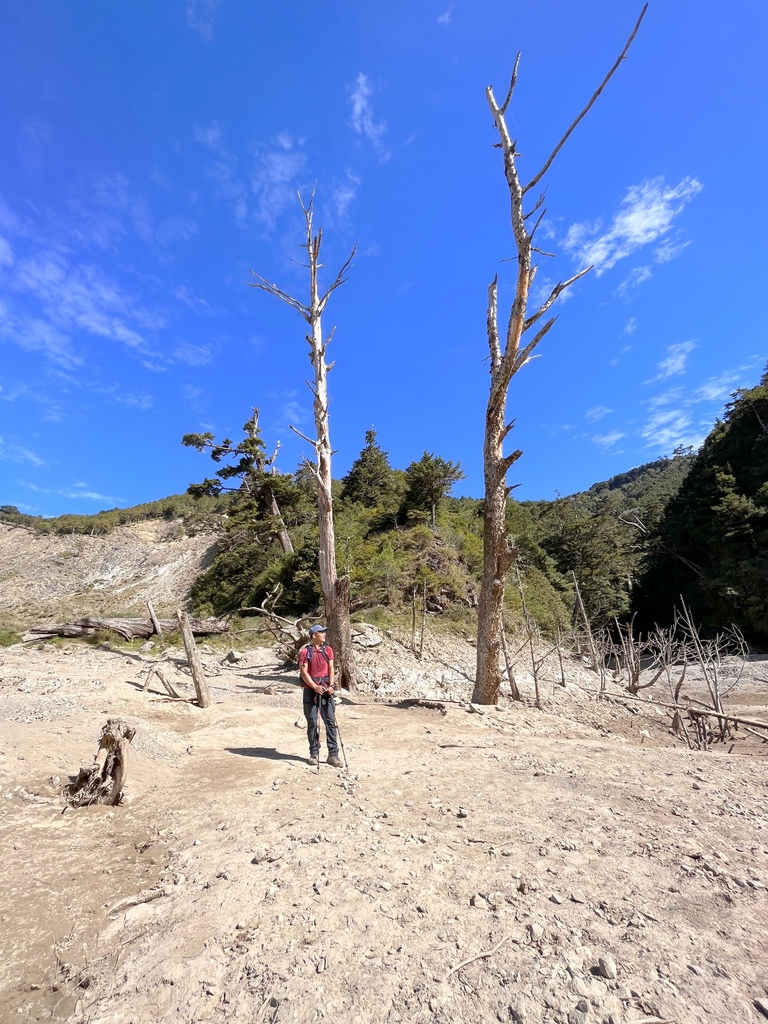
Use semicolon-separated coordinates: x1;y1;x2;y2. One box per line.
633;370;768;642
8;369;768;646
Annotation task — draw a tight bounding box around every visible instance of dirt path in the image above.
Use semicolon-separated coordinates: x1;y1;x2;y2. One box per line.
1;640;767;1024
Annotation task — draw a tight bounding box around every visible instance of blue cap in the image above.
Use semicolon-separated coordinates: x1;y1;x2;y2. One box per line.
308;624;327;635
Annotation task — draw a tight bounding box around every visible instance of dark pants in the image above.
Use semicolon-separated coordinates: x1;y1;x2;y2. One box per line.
303;683;339;757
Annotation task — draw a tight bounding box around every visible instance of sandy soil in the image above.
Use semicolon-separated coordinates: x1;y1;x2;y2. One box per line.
1;632;767;1024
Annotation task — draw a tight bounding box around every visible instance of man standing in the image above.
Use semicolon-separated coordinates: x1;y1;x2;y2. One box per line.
299;625;343;768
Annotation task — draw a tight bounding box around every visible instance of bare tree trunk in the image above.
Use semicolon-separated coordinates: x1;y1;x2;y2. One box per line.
176;608;211;708
471;8;646;705
499;623;521;701
250;194;358;690
419;579;427;660
146;599;164;638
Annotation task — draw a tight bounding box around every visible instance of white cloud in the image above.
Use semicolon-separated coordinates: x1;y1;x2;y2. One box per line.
563;176;702;274
0;237;13;267
622;317;637;336
19;479;120;503
654;237;691;264
592;430;625;450
0;301;81;368
349;74;390;162
249;133;309;233
639;360;762;453
331;170;361;222
0;437;44;466
615;266;652;298
648;341;696;382
186;0;222;41
639;408;697;450
437;8;452;25
585;406;613;424
173;341;212;367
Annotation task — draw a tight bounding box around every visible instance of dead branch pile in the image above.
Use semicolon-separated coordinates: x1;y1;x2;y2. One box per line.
65;719;135;807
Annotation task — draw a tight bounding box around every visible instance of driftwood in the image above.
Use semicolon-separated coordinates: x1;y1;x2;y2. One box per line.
23;615;228;642
142;664;183;699
65;719;135;807
603;690;768;733
177;608;211;708
146;599;164;638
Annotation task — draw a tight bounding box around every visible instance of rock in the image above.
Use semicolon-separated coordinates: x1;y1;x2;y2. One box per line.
550;893;563;905
616;986;631;1001
470;893;489;909
571;976;592;999
224;650;245;664
575;998;589;1012
350;624;382;648
139;641;154;652
598;954;618;980
457;807;468;819
755;998;768;1020
294;717;304;728
570;889;586;904
567;1010;588;1024
527;923;544;942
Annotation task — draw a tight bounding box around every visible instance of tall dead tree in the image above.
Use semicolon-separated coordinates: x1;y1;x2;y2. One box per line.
472;7;647;705
250;193;358;690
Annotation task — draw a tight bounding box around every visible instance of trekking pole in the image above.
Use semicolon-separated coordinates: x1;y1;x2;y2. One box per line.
336;714;349;771
315;692;321;776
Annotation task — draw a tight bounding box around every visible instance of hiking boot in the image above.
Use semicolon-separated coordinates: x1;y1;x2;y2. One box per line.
326;755;343;768
308;755;318;766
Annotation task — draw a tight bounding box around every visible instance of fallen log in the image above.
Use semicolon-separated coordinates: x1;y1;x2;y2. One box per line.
23;615;228;642
65;719;135;807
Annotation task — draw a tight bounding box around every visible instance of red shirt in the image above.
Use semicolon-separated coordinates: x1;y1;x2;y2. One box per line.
299;643;334;680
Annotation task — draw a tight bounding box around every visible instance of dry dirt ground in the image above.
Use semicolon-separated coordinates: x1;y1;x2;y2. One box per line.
1;631;768;1024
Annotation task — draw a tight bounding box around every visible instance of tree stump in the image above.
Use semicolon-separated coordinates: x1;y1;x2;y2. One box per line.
66;719;136;807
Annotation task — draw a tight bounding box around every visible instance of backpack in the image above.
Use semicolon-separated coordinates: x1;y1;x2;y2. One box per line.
302;643;329;679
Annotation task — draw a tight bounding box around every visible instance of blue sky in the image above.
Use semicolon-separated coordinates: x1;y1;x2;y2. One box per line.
1;1;765;516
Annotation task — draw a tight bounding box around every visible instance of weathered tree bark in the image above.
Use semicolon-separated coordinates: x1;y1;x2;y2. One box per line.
472;7;646;704
23;616;228;642
176;608;211;708
249;193;358;690
66;719;135;807
146;599;164;638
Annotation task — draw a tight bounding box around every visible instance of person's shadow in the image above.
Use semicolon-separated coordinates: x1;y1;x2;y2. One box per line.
225;747;300;762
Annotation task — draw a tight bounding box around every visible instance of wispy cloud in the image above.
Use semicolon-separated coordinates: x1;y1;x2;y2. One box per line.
330;170;361;223
563;176;702;274
19;479;120;503
0;300;81;368
592;430;625;450
173;341;213;367
186;0;222;41
640;360;761;452
654;236;691;264
647;340;696;382
622;317;637;336
437;8;452;25
639;408;696;450
250;132;309;233
349;74;390;162
194;121;250;225
585;406;613;424
0;237;14;267
615;265;652;298
0;437;45;466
